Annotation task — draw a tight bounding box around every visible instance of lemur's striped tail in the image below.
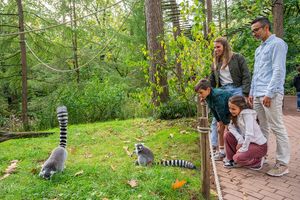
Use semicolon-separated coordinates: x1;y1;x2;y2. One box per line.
57;106;68;148
156;160;197;170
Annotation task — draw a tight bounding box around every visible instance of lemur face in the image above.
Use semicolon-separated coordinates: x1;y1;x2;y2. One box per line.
135;143;144;153
39;169;55;180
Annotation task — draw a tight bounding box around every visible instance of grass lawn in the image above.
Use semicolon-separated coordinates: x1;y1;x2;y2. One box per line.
0;118;215;200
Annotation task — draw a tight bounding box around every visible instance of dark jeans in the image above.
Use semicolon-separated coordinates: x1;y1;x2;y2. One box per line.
297;92;300;109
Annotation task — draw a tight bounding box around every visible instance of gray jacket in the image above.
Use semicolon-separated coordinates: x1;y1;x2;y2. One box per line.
210;53;251;96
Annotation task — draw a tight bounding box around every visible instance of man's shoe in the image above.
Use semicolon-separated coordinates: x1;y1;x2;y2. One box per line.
266;163;289;177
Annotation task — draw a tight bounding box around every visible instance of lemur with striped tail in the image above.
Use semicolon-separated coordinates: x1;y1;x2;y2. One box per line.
132;143;197;170
39;106;68;179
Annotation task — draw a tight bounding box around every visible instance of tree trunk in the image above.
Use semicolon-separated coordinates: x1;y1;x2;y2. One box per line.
169;0;183;92
218;0;222;32
0;131;54;143
200;0;207;38
145;0;169;106
71;0;80;83
272;0;284;38
206;0;212;33
224;0;228;36
16;0;29;131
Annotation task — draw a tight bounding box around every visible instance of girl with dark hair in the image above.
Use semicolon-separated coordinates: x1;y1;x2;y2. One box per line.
223;95;267;170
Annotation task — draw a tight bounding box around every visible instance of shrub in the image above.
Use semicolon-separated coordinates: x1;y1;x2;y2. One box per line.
158;99;197;120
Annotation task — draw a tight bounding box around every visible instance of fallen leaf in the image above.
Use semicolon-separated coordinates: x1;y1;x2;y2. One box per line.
0;160;18;180
31;167;38;175
172;179;187;190
69;147;77;155
123;146;132;156
84;152;93;158
105;152;114;158
127;179;138;188
243;191;248;200
74;170;84;176
110;165;116;171
134;137;143;142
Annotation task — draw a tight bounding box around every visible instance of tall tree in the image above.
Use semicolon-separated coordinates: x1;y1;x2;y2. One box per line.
224;0;228;35
168;0;183;92
206;0;212;33
16;0;28;130
217;0;222;32
272;0;284;38
71;0;80;83
145;0;169;106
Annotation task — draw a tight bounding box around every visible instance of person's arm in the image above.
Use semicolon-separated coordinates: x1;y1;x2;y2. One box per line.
228;123;244;144
214;94;231;125
238;54;251;96
209;67;217;88
238;113;255;152
211;108;221;122
266;41;288;98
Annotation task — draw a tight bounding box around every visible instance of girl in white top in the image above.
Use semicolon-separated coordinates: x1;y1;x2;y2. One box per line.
224;95;267;170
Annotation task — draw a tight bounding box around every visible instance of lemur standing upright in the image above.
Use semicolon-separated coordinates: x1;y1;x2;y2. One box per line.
132;143;197;170
39;106;68;179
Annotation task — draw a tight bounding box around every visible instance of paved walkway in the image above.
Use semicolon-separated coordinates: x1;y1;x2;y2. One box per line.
215;96;300;200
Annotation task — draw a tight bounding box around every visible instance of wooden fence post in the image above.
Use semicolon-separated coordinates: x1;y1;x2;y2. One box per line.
197;96;210;199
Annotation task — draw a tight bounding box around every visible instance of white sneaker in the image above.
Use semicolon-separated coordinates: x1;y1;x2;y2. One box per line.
213;152;226;161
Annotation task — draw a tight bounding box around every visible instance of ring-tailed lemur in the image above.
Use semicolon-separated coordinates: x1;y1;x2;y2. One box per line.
39;106;68;179
132;143;197;170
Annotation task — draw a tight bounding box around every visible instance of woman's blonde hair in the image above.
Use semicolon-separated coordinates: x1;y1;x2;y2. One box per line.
213;37;233;70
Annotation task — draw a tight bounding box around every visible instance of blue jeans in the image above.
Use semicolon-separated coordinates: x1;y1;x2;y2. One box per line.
297;92;300;109
210;85;243;147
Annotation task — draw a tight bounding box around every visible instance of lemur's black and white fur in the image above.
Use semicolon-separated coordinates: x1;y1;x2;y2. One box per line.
132;143;197;170
39;106;68;179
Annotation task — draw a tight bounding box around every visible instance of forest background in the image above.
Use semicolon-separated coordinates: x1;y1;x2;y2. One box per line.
0;0;299;131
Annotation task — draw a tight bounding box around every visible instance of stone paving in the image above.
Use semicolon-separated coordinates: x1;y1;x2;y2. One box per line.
214;96;300;200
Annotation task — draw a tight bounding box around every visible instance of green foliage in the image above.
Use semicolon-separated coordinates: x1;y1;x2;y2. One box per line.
158;98;197;120
144;0;215;117
29;77;148;130
0;118;212;199
227;0;300;94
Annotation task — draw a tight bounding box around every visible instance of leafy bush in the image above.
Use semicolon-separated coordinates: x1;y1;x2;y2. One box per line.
29;77;148;130
158;99;197;120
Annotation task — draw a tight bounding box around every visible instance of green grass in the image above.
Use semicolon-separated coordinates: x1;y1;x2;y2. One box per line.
0;118;215;200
